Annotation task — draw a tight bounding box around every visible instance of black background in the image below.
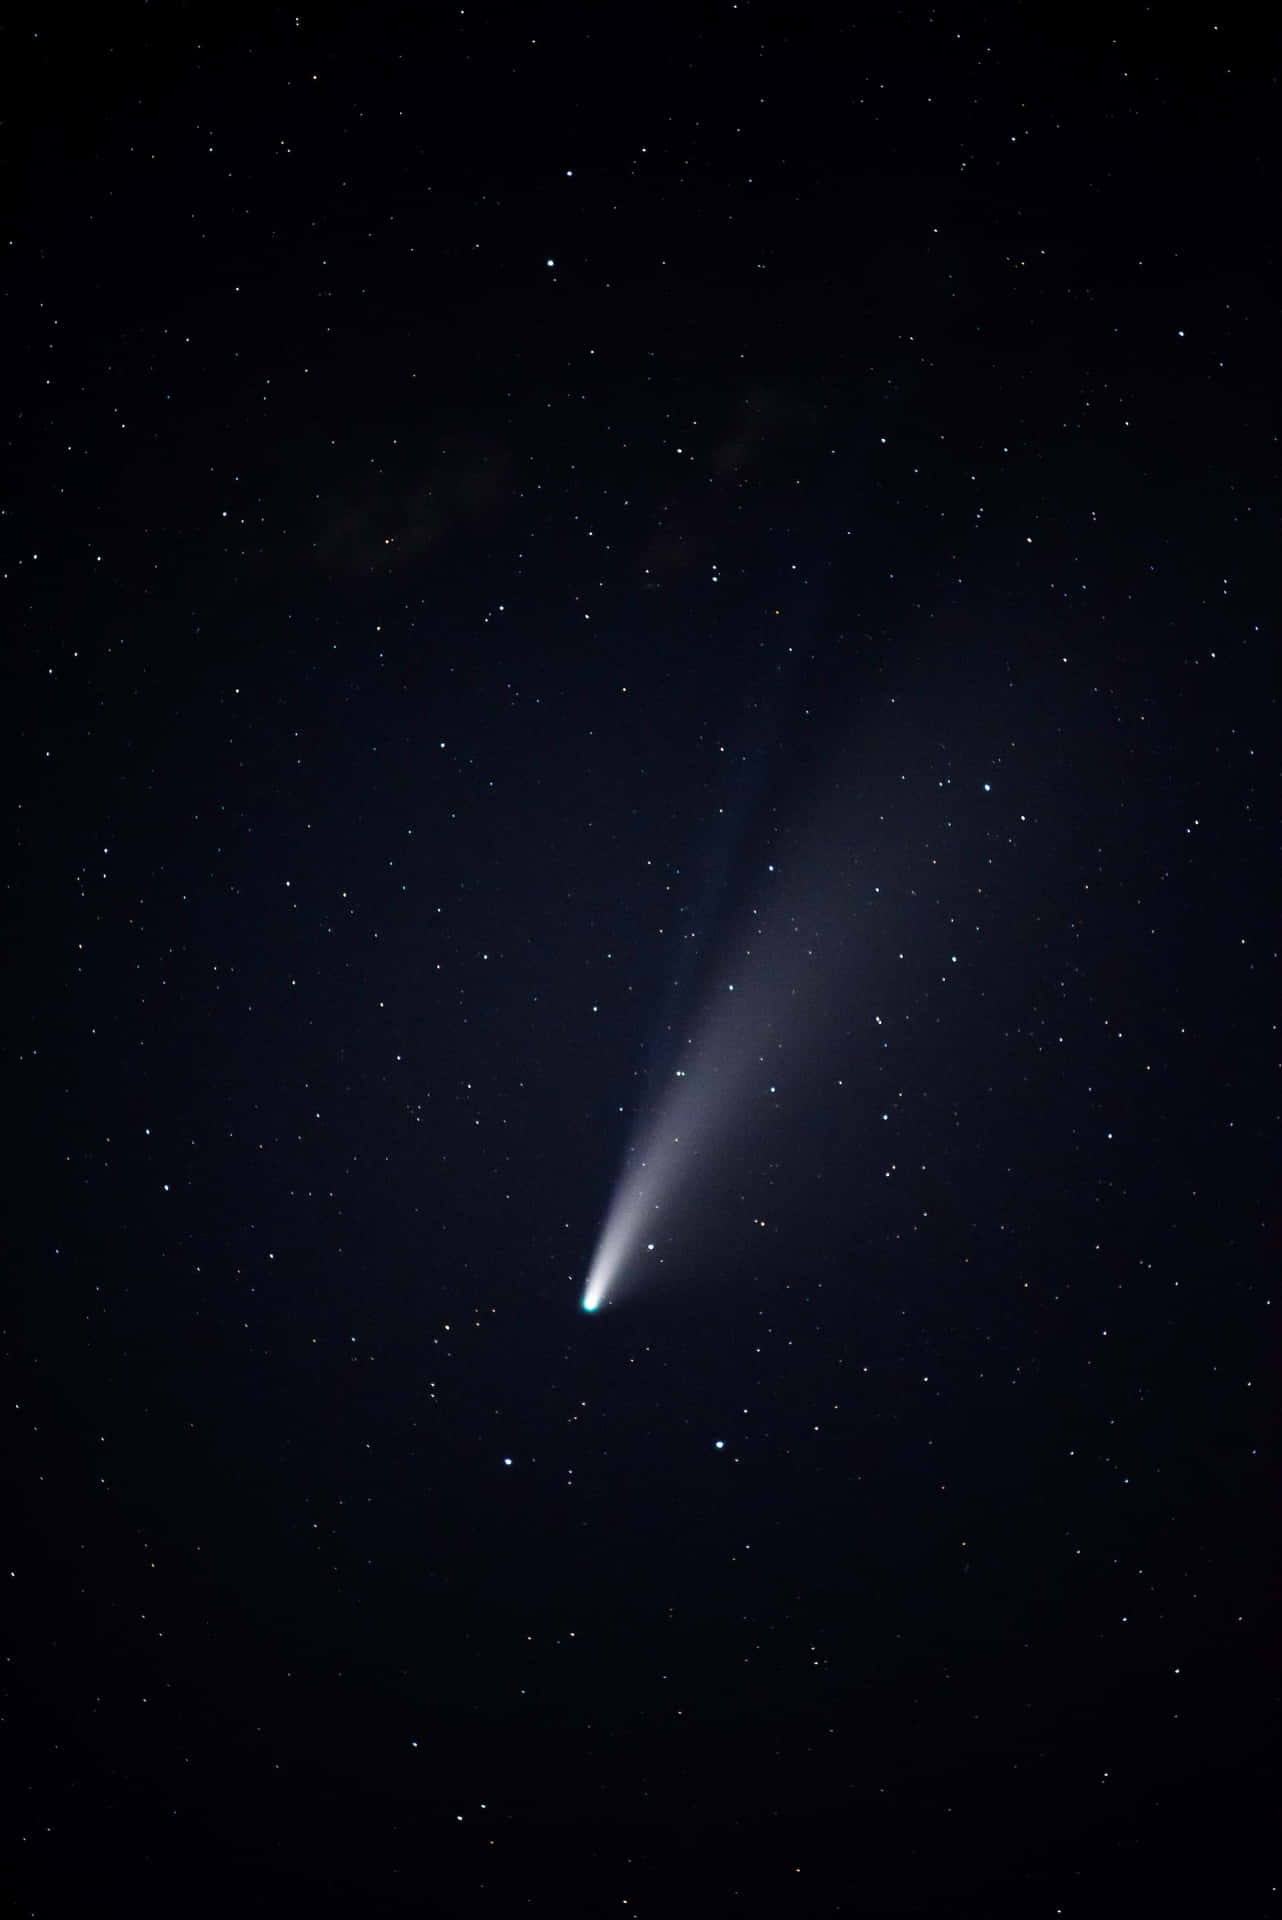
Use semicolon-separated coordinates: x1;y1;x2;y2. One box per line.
7;5;1277;1913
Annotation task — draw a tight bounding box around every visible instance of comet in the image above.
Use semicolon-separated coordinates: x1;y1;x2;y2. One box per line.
580;1168;661;1312
578;711;873;1314
578;985;767;1312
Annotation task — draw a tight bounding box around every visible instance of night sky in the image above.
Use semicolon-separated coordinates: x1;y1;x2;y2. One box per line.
8;6;1278;1914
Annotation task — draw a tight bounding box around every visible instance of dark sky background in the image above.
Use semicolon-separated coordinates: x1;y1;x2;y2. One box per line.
7;5;1278;1914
